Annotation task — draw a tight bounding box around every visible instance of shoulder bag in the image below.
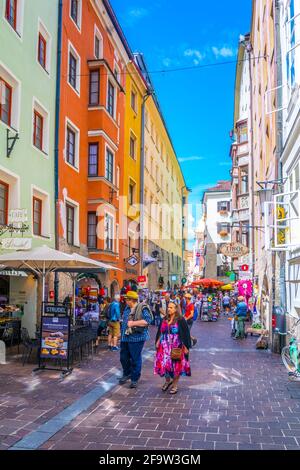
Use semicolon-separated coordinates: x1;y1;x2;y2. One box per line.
168;323;182;361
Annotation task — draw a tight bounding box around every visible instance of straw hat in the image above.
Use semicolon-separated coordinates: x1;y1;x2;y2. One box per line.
124;291;139;300
184;293;192;299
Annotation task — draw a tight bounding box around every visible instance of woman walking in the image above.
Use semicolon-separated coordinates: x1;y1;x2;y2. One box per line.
154;302;191;394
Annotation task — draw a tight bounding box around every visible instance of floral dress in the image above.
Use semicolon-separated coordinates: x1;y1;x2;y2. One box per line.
154;320;191;378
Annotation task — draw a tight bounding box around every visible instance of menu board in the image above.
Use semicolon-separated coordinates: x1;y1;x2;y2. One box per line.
40;315;70;360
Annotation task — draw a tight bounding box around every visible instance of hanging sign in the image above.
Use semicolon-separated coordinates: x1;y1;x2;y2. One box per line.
126;255;139;266
8;209;28;224
220;242;249;258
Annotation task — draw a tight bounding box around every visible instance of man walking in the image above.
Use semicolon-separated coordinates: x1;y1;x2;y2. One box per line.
119;291;153;388
107;294;121;351
234;295;248;339
184;293;197;346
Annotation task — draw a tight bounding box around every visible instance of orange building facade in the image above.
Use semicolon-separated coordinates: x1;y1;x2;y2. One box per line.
56;0;131;297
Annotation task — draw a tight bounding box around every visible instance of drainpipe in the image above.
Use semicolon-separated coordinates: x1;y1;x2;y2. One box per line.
139;92;151;276
54;0;63;303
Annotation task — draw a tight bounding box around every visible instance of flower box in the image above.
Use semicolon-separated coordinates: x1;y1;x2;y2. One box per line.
219;230;228;237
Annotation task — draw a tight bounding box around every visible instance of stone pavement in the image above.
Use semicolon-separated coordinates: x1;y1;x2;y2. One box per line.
1;315;300;450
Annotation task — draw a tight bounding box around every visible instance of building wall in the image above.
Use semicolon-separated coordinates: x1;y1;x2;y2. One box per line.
57;0;129;297
121;60;146;286
250;0;277;331
278;0;300;335
203;190;231;281
0;0;57;246
143;95;186;289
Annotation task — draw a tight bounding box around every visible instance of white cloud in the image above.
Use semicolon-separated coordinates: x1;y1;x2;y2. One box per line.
162;57;172;67
212;46;236;58
128;7;149;19
178;156;205;163
184;49;205;62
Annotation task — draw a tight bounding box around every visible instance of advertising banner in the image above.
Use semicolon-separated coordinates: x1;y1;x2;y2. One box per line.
40;315;70;360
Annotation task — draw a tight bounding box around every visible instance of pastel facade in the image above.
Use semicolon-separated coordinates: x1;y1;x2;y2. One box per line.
0;0;58;334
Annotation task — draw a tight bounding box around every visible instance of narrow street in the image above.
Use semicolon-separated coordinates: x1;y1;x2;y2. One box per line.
1;317;300;451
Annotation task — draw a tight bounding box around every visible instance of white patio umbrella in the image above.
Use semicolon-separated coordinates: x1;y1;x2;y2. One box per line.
0;246;121;319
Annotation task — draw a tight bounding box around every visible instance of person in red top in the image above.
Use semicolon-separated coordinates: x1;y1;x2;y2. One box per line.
184;293;197;347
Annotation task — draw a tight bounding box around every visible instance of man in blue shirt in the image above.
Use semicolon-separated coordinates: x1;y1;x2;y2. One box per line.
107;294;121;351
234;295;248;339
119;291;153;389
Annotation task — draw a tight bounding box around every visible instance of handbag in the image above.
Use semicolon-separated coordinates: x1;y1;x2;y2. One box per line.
168;323;182;361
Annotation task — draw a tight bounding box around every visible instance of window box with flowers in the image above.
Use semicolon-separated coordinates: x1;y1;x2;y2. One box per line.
219;230;228;237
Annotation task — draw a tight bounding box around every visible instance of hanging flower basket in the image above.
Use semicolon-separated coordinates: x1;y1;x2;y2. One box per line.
219;230;228;237
219;210;228;215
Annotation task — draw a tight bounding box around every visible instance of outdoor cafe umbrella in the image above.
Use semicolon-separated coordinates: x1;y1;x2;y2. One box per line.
0;246;120;319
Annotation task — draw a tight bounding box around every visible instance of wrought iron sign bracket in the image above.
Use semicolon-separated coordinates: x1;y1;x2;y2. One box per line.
7;129;19;158
0;222;29;237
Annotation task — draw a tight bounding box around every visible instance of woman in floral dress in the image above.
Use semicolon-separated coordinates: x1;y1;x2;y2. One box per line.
154;302;191;394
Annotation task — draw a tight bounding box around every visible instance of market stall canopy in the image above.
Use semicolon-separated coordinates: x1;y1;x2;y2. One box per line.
191;278;225;288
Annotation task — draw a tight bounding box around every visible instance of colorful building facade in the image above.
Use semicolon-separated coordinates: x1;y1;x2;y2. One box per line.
0;0;58;334
56;0;131;298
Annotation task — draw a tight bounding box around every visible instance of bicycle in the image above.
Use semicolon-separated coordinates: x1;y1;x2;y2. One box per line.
276;313;300;381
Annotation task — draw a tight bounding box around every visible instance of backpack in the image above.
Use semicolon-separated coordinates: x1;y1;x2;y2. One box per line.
104;304;112;320
131;302;154;330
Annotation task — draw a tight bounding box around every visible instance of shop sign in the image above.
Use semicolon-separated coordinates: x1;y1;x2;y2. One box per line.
239;270;252;280
8;209;28;224
138;281;148;289
40;314;70;361
126;268;138;275
0;270;27;277
44;304;68;315
220;242;249;258
138;276;146;283
1;238;32;250
171;275;178;281
126;255;139;267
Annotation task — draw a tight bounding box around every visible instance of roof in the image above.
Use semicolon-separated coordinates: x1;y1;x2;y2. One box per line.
206;180;231;192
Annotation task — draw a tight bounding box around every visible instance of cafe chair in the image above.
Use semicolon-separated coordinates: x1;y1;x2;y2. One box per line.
21;327;39;366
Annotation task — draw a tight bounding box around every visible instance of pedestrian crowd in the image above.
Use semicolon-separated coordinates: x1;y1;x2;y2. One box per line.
75;286;254;393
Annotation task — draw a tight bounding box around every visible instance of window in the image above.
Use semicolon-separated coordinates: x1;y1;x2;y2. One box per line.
70;0;80;28
238;122;248;143
66;204;75;245
33;197;42;236
88;143;98;176
38;33;47;69
89;69;99;106
217;201;230;212
87;212;97;249
131;89;137;112
287;0;296;89
0;182;8;225
217;223;230;234
33;110;43;151
130;133;136;159
105;148;114;183
114;63;121;83
69;52;77;90
105;214;113;251
107;81;115;118
240;167;249;194
5;0;17;30
217;265;227;277
66;126;76;166
94;28;103;59
0;78;12;126
129;181;135;206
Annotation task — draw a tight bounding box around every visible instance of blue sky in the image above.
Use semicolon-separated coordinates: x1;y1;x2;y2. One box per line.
111;0;252;243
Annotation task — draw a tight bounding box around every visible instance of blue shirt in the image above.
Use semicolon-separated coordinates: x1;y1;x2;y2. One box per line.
121;305;152;343
236;302;248;318
110;301;120;322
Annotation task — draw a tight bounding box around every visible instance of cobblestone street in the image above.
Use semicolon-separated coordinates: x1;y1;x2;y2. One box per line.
1;316;300;451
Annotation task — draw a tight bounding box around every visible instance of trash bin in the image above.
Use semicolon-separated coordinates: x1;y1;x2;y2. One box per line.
272;305;286;353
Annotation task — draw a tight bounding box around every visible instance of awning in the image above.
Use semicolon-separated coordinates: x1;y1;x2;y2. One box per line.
143;253;157;268
288;257;300;266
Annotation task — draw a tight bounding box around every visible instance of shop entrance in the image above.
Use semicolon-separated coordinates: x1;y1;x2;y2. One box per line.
0;276;9;303
110;280;120;298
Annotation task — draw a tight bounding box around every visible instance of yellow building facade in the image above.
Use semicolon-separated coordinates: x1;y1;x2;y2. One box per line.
120;60;147;288
143;95;188;290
